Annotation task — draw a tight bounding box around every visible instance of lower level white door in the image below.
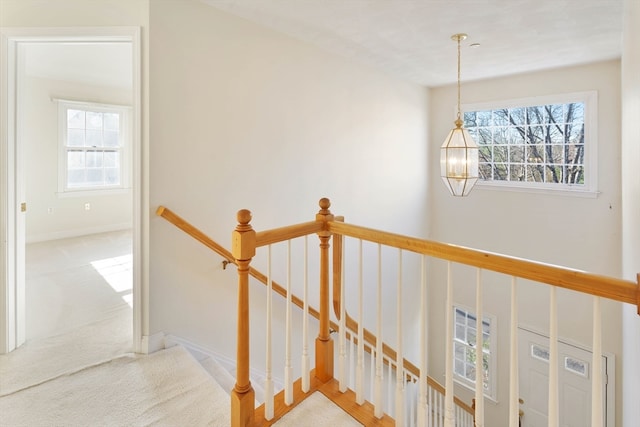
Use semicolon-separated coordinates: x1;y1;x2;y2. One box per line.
518;327;610;427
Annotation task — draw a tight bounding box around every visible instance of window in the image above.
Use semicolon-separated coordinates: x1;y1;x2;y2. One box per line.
462;92;597;195
453;305;497;400
58;100;130;194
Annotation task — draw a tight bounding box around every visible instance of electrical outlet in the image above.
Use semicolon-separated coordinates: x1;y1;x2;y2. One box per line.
47;207;54;214
84;202;91;211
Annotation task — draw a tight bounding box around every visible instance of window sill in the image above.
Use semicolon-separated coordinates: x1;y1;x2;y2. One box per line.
56;187;132;198
476;182;599;198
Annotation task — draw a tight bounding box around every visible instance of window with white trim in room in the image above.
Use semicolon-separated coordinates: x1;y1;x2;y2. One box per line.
462;91;597;195
453;305;497;400
58;100;130;194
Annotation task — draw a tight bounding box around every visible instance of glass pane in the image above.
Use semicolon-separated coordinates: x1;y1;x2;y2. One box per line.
509;107;526;126
455;359;464;376
569;124;584;144
476;110;492;127
526;125;545;145
474;128;490;145
479;163;492;180
67;151;85;168
86;130;103;147
527;106;544;125
508;128;525;144
509;164;525;181
67;109;85;129
531;344;550;362
493;163;508;180
548;126;565;144
545;165;563;183
493;127;509;145
526;144;545;163
493;109;510;126
568;102;584;123
493;145;508;162
550;145;564;163
526;164;544;182
105;168;120;185
546;104;564;123
104;151;120;168
103;113;120;130
68;129;85;147
567;165;584;184
86;168;104;185
67;169;85;187
565;357;588;377
86;151;103;168
455;325;465;340
86;111;103;130
103;130;119;147
510;145;525;163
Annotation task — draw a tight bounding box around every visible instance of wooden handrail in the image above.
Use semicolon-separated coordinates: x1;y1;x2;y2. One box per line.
327;220;639;308
157;204;476;417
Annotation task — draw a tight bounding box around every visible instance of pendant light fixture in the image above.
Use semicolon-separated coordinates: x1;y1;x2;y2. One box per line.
440;33;479;197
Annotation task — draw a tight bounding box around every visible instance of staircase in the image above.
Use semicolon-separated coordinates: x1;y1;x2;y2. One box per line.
0;309;358;426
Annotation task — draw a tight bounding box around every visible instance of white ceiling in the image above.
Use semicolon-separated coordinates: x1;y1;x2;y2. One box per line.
201;0;623;87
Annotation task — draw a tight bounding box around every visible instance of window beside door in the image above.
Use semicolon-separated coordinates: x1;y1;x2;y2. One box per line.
453;305;497;401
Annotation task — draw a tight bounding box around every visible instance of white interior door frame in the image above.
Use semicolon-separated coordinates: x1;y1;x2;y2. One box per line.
0;26;145;354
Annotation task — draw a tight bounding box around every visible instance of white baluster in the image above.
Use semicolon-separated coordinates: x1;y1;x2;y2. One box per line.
509;277;519;427
370;346;376;402
302;236;310;393
338;234;347;392
548;286;559;427
350;330;355;388
396;249;405;427
591;296;603;427
418;255;428;427
284;240;293;405
375;243;384;417
356;239;365;404
264;245;274;420
444;262;455;427
475;268;484;427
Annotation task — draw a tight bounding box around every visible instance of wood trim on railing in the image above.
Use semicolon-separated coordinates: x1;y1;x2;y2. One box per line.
255;221;324;247
327;221;638;307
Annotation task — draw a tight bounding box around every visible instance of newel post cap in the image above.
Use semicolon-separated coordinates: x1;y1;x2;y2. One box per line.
232;209;256;261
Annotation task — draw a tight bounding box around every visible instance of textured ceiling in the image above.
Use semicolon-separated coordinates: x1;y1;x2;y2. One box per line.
201;0;623;87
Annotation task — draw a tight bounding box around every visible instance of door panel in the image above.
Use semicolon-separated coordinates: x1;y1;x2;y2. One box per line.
519;327;607;427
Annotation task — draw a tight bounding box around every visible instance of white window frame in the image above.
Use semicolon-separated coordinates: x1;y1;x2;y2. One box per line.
462;91;598;197
453;304;498;401
57;99;131;196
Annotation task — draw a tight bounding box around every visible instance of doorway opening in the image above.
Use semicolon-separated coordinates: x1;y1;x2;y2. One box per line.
1;27;143;354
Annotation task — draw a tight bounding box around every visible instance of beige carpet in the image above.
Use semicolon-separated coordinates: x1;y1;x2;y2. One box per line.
0;305;132;397
0;345;230;427
273;392;363;427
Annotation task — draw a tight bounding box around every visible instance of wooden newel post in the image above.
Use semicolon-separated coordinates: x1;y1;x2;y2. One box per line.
316;198;335;382
231;209;256;427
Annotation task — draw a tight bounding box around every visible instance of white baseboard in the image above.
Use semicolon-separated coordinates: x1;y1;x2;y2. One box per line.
26;223;132;243
164;334;283;389
141;331;166;355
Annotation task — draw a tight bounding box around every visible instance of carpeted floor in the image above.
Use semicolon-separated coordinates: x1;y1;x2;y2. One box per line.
0;231;363;426
0;345;230;427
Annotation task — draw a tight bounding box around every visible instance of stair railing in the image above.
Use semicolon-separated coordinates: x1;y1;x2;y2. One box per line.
158;198;640;427
157;203;474;426
326;204;639;427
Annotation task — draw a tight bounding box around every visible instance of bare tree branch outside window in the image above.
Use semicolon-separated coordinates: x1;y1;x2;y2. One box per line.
464;102;585;186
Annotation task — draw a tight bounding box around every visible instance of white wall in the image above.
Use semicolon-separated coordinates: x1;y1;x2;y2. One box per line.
428;60;623;425
21;73;133;242
148;0;429;369
621;0;640;425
